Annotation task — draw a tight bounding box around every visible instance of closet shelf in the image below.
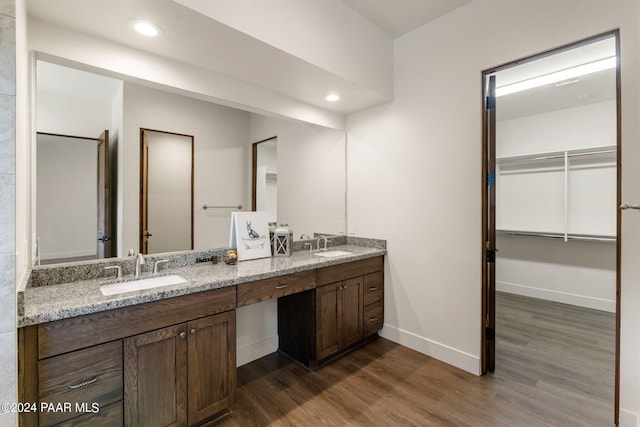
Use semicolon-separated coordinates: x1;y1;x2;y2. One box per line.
497;145;616;165
497;229;616;242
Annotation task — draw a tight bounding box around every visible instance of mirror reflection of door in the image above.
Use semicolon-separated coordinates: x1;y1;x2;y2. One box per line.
96;130;112;258
140;129;194;254
252;137;277;222
36;130;112;264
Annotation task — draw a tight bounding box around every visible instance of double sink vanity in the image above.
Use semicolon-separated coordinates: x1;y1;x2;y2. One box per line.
17;236;386;426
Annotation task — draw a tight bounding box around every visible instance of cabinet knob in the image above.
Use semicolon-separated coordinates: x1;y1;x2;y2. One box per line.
190;328;197;335
179;331;186;339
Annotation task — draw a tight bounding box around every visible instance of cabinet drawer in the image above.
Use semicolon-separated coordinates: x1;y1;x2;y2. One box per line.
363;271;383;306
317;256;383;287
52;401;122;426
363;301;384;337
39;341;123;426
38;286;236;358
237;270;316;307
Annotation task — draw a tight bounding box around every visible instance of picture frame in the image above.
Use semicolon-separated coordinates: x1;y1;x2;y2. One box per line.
229;211;272;261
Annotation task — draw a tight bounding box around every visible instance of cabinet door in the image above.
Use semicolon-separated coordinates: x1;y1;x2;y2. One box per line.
316;282;340;360
124;324;188;427
339;277;364;349
187;311;236;425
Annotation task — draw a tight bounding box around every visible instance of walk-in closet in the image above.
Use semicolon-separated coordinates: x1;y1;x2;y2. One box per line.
493;34;617;423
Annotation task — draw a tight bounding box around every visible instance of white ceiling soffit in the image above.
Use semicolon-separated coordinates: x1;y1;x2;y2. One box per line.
26;0;391;116
341;0;473;38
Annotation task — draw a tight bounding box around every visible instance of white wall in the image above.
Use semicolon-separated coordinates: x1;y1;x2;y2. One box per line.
496;100;616;311
496;236;616;311
248;114;346;238
346;0;640;424
122;83;250;254
36;90;112;137
497;100;617;157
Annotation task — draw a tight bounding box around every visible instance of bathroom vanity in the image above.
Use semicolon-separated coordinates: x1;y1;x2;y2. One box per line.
17;238;385;426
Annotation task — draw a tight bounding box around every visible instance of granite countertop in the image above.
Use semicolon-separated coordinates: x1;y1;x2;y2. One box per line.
19;244;386;328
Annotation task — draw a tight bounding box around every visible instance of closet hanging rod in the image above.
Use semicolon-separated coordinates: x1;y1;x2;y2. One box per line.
497;230;615;242
203;204;243;210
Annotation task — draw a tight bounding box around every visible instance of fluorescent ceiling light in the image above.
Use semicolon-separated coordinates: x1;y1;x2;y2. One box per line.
495;57;616;97
130;20;160;37
325;94;340;102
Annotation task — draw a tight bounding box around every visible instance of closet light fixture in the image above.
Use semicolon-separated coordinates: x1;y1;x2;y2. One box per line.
495;56;616;97
325;94;340;102
130;20;161;37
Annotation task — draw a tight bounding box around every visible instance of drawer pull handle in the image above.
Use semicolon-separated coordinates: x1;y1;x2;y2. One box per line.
368;287;378;291
68;376;98;390
275;285;288;289
369;317;379;322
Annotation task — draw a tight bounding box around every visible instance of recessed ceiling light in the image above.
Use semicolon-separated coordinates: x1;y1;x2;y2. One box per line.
325;94;340;102
130;20;160;37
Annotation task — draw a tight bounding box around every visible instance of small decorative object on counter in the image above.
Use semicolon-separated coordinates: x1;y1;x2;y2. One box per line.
223;250;238;265
269;222;277;255
273;225;291;257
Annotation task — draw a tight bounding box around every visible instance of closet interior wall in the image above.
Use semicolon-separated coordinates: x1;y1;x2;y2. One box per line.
496;100;617;312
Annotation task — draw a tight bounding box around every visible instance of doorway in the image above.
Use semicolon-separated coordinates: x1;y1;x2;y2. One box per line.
482;31;621;423
251;136;278;221
139;128;194;254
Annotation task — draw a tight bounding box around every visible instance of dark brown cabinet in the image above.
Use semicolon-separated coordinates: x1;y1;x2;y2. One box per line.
279;256;384;368
19;286;236;427
124;311;236;427
316;277;363;360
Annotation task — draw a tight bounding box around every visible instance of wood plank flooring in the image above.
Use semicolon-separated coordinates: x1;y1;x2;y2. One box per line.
218;292;615;426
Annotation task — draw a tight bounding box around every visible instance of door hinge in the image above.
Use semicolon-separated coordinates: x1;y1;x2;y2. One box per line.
486;95;496;110
486;327;495;341
487;172;495;187
486;249;496;263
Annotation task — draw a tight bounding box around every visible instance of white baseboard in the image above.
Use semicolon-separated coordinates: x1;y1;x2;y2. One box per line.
619;408;640;427
236;334;279;367
379;324;481;375
497;281;616;313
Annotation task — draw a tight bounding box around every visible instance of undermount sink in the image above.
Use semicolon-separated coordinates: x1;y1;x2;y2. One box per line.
100;274;189;296
313;250;352;258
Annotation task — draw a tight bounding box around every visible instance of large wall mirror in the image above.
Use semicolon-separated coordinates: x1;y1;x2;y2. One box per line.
34;60;346;265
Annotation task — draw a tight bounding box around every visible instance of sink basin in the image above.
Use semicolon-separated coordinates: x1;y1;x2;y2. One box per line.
313;250;352;258
100;274;189;296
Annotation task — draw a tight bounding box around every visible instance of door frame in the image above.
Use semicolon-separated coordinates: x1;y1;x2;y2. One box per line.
139;128;195;254
480;30;622;423
251;136;277;211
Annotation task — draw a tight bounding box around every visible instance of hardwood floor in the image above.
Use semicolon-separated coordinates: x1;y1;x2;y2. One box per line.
218;292;615;426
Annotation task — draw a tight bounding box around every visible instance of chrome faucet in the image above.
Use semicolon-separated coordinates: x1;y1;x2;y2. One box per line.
154;259;169;274
316;235;329;251
135;253;146;277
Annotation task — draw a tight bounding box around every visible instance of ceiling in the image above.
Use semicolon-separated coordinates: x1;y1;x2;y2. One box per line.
341;0;472;38
26;0;472;116
495;37;617;121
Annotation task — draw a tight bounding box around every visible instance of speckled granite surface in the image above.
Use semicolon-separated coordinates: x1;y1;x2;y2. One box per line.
19;242;386;328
